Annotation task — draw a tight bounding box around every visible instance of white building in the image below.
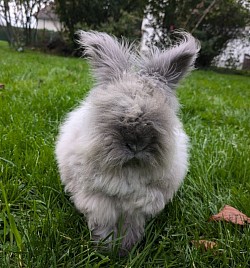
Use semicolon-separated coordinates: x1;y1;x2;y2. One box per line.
213;26;250;70
36;4;62;32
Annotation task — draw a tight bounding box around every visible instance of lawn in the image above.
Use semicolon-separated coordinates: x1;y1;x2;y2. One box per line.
0;41;250;267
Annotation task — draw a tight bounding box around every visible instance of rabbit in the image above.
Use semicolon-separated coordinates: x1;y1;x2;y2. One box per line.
55;31;200;254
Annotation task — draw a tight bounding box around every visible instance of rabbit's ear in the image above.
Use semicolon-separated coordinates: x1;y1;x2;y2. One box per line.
77;31;133;85
140;33;200;89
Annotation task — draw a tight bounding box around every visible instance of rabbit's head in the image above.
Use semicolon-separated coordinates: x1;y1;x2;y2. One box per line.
77;31;200;169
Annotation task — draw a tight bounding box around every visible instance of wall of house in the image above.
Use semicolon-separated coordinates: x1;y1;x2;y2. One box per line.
37;19;62;32
213;26;250;70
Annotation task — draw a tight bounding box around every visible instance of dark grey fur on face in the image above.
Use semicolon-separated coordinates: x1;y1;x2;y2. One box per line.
56;31;200;254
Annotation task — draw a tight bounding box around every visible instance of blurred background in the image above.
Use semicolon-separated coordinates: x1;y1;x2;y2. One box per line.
0;0;249;69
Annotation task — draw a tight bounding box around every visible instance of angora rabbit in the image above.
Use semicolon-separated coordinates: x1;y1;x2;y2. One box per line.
56;31;199;253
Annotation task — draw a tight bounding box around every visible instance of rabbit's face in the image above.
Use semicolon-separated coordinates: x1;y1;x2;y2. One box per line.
91;80;174;168
116;114;164;166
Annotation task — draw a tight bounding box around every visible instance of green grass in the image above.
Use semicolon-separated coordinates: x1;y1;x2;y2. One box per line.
0;40;250;267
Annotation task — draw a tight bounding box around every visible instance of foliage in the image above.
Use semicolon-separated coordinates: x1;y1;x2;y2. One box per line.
55;0;146;46
145;0;250;66
1;41;250;267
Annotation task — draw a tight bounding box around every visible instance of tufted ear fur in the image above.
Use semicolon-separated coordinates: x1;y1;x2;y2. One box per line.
139;33;200;89
77;31;134;85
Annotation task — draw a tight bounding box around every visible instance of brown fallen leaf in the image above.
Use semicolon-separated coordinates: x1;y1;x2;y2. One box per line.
191;240;217;250
210;205;250;225
0;84;5;89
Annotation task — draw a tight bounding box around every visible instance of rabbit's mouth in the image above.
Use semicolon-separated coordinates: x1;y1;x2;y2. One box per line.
122;149;160;168
123;157;141;167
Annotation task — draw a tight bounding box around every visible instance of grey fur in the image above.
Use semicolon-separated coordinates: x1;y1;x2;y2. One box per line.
56;31;200;254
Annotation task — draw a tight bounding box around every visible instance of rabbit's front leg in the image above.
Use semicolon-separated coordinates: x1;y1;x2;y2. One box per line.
72;191;119;242
119;212;146;254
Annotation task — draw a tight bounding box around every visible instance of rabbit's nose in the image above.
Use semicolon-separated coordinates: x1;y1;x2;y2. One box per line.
126;142;137;153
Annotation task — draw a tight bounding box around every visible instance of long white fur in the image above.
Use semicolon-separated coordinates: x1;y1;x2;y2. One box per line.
56;31;200;254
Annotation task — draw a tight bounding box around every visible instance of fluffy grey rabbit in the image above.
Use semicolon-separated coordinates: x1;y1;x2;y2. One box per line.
55;31;200;254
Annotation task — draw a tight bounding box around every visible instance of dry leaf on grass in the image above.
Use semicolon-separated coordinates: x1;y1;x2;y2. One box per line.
191;240;217;250
210;205;250;225
0;84;5;89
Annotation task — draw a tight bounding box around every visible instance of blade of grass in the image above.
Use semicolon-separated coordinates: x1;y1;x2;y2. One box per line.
0;182;23;252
